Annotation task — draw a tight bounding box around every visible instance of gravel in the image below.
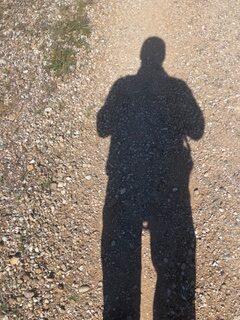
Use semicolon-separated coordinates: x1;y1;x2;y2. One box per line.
1;0;239;319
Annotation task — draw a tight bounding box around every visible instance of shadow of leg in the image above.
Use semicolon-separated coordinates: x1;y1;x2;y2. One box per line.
102;201;142;320
149;202;196;320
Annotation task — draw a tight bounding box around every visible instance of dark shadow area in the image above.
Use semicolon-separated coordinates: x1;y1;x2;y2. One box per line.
97;37;204;320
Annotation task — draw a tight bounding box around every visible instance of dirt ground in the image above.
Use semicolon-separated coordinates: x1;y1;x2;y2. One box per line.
0;0;239;319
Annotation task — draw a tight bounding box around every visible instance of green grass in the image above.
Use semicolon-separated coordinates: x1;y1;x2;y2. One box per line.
55;17;90;47
0;303;9;313
0;175;4;184
40;178;52;191
47;0;91;76
48;47;76;76
69;294;79;302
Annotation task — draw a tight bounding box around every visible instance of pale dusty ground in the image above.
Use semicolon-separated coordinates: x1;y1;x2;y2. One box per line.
0;0;239;319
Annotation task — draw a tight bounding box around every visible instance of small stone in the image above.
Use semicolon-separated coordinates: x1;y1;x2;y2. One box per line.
8;298;16;305
79;285;90;293
61;264;67;271
7;113;15;121
24;291;34;299
120;188;126;195
50;183;57;191
181;263;186;270
212;260;218;267
85;175;92;180
27;164;34;172
196;288;201;294
10;257;20;266
58;182;64;188
35;268;42;274
172;187;178;192
0;138;4;150
111;240;116;247
44;107;52;114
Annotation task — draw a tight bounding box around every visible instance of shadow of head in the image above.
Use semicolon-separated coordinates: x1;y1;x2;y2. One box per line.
140;37;166;67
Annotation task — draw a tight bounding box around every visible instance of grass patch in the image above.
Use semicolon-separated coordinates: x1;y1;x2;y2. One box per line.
40;178;52;191
69;294;79;302
47;0;91;76
0;302;9;314
0;175;4;184
55;19;90;47
48;47;76;76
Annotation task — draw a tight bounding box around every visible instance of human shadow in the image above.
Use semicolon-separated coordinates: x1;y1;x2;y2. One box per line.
97;37;204;320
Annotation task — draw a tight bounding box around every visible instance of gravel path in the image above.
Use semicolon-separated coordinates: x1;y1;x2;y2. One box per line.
1;0;239;319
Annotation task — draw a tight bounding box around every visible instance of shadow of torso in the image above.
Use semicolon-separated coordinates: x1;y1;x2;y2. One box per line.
99;68;201;210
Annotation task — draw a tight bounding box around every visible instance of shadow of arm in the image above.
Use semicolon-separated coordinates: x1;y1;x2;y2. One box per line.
97;80;120;138
177;80;205;141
